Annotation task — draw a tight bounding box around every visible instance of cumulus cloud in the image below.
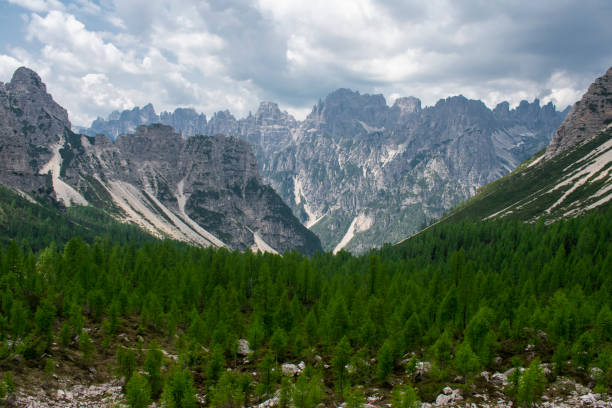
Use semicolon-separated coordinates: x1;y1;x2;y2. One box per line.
1;0;611;126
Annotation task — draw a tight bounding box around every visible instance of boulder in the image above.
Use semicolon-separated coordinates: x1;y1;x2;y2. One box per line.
282;363;301;376
237;339;252;356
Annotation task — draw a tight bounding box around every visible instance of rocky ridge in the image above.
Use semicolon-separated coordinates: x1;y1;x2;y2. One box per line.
547;67;612;158
0;67;321;254
78;103;207;140
84;90;568;253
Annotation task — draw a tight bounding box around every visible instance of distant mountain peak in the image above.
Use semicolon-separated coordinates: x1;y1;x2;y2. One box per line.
392;96;422;114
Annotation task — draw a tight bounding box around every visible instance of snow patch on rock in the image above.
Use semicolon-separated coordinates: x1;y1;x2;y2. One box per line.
358;120;384;134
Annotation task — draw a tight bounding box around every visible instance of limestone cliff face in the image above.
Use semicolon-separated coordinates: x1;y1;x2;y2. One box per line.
546;67;612;158
67;125;321;254
262;92;567;252
0;67;71;197
0;68;321;254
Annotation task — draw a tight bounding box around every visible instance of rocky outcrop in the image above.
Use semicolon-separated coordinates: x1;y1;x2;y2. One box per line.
0;67;321;255
547;66;612;158
0;67;70;198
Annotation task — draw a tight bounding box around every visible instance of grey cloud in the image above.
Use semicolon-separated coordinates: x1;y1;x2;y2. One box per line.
1;0;611;124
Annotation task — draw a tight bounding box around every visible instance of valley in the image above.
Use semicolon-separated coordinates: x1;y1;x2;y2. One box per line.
0;56;611;408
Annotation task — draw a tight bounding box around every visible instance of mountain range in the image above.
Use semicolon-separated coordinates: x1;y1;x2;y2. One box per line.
84;89;569;252
0;67;321;255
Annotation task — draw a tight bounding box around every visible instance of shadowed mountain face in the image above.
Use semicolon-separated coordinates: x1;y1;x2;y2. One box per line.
437;67;612;227
83;88;568;253
0;67;321;255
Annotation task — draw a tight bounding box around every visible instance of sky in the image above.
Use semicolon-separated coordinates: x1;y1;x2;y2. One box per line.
1;0;611;127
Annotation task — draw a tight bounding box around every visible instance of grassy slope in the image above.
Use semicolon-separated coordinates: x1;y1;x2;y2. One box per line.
438;130;612;225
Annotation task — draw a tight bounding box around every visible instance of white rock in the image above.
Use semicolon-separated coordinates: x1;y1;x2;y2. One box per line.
281;363;301;376
580;393;598;405
416;361;432;377
539;363;552;376
491;372;508;385
237;339;252;356
298;361;306;370
590;367;604;381
443;386;453;395
367;394;382;403
255;393;280;408
435;388;463;407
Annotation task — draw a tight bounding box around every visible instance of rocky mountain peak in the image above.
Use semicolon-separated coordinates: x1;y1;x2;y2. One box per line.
493;101;510;116
8;67;46;93
305;88;389;134
256;101;281;116
5;66;70;128
546;66;612;158
207;110;239;136
392;96;422;114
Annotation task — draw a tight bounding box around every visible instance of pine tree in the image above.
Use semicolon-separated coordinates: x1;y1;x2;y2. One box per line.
332;336;351;393
517;359;546;407
391;384;420;408
126;373;151;408
376;339;394;383
454;341;480;379
144;343;164;398
161;367;197;408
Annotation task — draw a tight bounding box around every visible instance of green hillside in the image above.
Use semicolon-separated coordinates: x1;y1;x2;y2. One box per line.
438;130;612;224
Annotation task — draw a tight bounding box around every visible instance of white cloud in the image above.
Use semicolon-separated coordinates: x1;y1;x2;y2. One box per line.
0;55;24;81
27;11;139;74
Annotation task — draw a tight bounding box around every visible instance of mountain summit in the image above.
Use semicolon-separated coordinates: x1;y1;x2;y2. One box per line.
546;66;612;158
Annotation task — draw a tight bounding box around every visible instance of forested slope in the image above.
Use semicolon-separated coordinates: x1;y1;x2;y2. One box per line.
0;201;611;406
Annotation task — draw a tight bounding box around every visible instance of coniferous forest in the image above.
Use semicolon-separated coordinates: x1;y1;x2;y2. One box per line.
0;196;611;406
